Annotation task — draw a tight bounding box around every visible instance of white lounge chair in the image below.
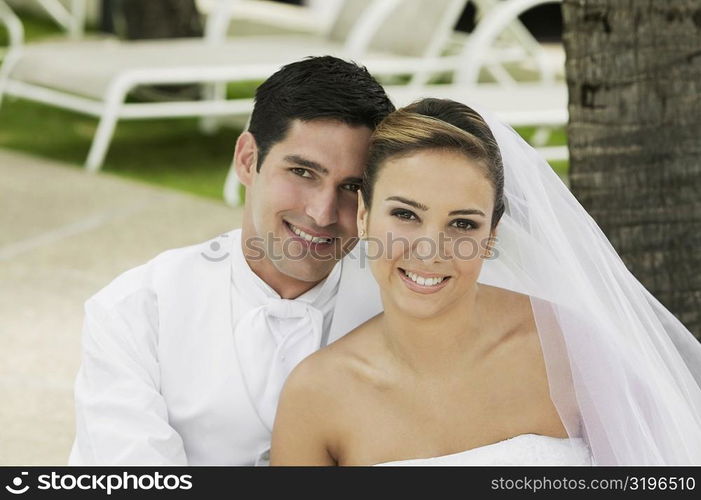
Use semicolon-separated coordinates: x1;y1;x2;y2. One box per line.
1;0;567;206
195;0;346;36
386;0;567;131
5;0;86;39
466;0;562;86
0;0;469;172
221;0;568;205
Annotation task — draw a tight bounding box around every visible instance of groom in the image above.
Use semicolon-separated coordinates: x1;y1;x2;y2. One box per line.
69;56;395;465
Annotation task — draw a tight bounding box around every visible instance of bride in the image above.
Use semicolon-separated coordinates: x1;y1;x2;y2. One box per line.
269;98;701;465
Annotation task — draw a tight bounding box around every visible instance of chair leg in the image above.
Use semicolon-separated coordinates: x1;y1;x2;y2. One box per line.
0;51;20;109
531;126;553;147
198;82;227;135
85;91;125;173
0;70;9;110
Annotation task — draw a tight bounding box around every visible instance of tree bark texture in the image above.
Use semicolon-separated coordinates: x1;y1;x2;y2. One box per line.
562;0;701;339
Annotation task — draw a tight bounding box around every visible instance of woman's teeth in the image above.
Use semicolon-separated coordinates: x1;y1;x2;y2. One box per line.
289;223;332;244
403;269;445;287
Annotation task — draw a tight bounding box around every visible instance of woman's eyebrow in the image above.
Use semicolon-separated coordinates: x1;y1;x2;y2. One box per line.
385;196;428;211
449;209;486;217
385;197;486;217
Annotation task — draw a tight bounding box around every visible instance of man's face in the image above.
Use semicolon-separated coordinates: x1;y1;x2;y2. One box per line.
238;119;373;285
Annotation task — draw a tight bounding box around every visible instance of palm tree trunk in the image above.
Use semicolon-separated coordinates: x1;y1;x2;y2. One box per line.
562;0;701;339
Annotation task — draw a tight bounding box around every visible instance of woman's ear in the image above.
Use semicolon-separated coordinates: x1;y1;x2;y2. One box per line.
357;191;368;239
482;228;498;259
234;131;259;187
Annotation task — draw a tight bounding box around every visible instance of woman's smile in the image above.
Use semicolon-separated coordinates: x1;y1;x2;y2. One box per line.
397;267;452;294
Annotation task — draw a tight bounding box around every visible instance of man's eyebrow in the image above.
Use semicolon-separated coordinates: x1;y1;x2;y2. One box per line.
449;209;486;217
385;196;428;211
284;155;328;175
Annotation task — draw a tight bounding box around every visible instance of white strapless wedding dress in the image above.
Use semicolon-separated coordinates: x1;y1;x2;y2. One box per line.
375;434;592;466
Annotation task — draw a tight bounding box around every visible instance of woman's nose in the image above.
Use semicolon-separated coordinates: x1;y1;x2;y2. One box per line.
414;237;435;261
413;226;456;262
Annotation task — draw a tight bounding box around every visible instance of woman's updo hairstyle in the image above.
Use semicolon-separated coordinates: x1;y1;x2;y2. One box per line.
361;98;505;229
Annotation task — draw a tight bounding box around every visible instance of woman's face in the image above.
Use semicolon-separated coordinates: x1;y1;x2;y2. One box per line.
358;148;496;319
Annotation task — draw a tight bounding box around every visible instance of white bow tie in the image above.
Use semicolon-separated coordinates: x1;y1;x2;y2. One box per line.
233;297;324;431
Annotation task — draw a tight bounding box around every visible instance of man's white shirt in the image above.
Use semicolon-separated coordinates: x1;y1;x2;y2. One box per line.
69;229;382;465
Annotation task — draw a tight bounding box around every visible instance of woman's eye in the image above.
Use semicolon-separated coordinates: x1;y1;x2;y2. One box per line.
391;209;417;221
291;168;313;178
451;219;477;231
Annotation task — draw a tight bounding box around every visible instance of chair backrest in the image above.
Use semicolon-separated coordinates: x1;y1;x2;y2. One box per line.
332;0;467;58
0;0;24;48
205;0;466;61
203;0;237;42
204;0;359;42
327;0;373;42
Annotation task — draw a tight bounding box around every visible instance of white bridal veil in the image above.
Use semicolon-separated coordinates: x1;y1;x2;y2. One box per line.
473;107;701;465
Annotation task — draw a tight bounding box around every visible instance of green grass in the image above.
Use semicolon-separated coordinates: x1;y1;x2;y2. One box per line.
0;9;252;200
0;98;242;199
548;160;569;178
0;10;569;201
514;126;569;178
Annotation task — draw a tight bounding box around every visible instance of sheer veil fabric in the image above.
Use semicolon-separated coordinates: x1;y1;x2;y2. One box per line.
472;108;701;464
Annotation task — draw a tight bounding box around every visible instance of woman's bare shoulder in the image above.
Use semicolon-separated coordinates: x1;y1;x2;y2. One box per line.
479;284;536;331
475;284;547;368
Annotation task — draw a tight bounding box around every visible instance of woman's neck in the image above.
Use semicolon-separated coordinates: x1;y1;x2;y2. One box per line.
379;283;487;376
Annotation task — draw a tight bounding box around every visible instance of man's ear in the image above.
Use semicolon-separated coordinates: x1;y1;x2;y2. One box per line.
234;131;259;187
357;191;368;239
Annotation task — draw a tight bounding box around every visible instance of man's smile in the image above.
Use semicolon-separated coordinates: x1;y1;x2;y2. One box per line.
284;221;337;246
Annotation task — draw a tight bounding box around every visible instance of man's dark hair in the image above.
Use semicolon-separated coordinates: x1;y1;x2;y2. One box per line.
247;56;396;171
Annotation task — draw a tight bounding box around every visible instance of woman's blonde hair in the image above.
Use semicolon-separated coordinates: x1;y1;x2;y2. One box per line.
361;98;505;228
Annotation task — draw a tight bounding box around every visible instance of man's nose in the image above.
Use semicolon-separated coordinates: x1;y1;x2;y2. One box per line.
305;187;338;227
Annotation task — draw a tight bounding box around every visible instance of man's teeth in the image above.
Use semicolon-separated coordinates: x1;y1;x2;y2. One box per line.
403;269;445;286
289;223;332;244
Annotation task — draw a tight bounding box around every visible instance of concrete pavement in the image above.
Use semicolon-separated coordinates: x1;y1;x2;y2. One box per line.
0;149;242;464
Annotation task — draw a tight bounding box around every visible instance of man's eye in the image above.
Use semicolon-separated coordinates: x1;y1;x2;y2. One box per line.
291;168;313;178
390;209;417;221
341;183;361;192
451;219;477;231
